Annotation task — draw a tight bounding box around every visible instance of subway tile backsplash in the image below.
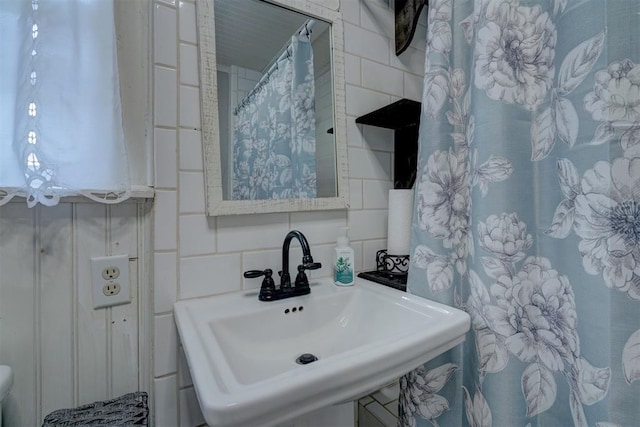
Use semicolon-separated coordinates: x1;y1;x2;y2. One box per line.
179;253;242;299
178;129;204;170
154;313;178;377
178;1;197;43
178;85;201;128
347;147;392;180
179;214;216;257
154;190;178;250
153;66;177;127
179;43;199;86
154;4;178;67
152;0;425;421
153;128;178;188
154;251;178;314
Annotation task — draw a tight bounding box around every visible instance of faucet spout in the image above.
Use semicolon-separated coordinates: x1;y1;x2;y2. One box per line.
245;230;321;301
280;230;320;290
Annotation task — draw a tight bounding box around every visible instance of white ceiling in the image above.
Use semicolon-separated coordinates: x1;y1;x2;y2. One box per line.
214;0;330;73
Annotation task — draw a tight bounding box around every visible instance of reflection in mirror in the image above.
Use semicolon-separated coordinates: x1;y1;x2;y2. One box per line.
197;0;349;216
215;1;334;200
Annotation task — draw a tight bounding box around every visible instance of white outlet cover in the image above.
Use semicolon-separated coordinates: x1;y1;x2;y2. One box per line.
91;255;131;309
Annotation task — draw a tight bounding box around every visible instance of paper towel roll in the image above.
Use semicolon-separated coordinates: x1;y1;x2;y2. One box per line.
387;189;414;255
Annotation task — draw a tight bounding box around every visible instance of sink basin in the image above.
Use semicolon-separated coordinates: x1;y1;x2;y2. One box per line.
174;277;470;427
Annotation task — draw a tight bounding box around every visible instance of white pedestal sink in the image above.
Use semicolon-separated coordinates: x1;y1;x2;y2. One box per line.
174;277;470;427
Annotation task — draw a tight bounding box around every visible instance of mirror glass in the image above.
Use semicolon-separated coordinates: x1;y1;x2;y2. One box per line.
197;0;349;216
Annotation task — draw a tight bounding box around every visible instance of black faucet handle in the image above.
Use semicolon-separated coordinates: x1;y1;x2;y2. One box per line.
245;269;278;301
294;264;310;291
244;268;272;279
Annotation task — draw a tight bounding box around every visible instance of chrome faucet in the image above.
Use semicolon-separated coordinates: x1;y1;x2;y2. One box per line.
243;230;321;301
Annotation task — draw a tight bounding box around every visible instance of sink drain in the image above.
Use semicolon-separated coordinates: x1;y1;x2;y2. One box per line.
296;353;318;365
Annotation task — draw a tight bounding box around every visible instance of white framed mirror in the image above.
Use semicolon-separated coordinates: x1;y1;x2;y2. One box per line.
196;0;349;216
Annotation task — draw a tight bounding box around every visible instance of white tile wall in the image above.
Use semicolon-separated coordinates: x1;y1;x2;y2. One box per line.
347;117;364;147
345;53;361;85
340;1;359;24
179;85;201;128
363;239;388;271
349;178;364;209
152;0;426;423
154;314;178;377
348;147;392;180
346;84;391;116
178;1;197;43
290;211;348;245
178;348;193;388
360;1;395;36
179;214;216;256
361;58;404;97
154;375;179;427
154;251;178;314
217;213;290;252
363;180;393;209
154;66;178;127
154;4;178;67
179;44;199;85
179;253;242;299
178;171;206;213
344;23;389;64
154;190;178;250
349;209;389;241
154;128;178;188
178;129;204;170
179;388;206;426
363;126;394;151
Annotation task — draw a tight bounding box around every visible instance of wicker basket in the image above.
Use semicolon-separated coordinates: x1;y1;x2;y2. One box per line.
42;392;148;427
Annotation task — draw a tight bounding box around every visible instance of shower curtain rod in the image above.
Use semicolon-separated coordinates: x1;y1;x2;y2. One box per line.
234;19;316;115
260;19;317;75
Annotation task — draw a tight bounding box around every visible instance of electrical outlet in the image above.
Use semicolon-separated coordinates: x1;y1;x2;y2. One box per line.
101;266;120;281
91;255;130;309
103;282;121;296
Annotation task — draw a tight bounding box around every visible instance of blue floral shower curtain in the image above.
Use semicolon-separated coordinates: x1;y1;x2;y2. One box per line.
232;32;317;200
401;0;640;426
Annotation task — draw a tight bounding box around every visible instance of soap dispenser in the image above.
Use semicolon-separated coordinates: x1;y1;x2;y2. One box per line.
334;227;355;286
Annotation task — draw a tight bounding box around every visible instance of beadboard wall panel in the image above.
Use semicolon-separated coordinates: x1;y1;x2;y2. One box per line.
0;202;150;426
39;204;75;419
0;203;38;427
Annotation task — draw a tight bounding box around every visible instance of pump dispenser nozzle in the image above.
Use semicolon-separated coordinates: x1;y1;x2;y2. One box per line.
337;227;350;248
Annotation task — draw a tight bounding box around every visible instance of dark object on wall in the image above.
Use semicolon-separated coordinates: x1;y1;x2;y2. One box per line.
395;0;427;55
356;99;421;291
355;98;421;189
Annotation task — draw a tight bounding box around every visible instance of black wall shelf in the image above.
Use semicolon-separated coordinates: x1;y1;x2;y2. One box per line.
355;98;421;129
355;99;421;189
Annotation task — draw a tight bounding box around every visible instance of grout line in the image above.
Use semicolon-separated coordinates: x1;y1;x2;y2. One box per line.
72;204;79;407
106;205;113;398
34;206;42;423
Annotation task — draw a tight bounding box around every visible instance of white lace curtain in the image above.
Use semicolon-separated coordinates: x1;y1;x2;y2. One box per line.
0;0;130;207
